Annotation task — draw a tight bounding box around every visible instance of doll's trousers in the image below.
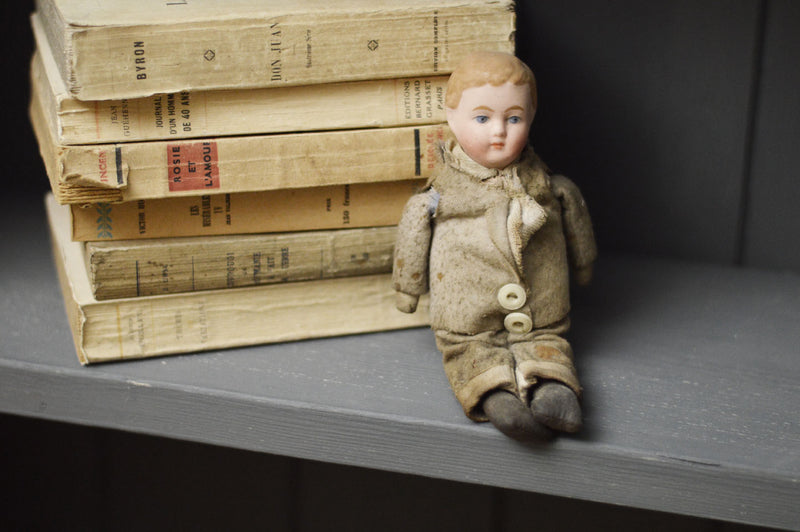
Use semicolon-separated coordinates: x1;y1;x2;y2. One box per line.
434;318;581;422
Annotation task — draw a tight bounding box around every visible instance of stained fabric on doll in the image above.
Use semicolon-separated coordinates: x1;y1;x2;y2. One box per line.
392;51;597;442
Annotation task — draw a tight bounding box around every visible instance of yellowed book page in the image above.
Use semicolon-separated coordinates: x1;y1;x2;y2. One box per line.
71;180;424;241
37;0;515;100
47;193;428;364
86;226;397;299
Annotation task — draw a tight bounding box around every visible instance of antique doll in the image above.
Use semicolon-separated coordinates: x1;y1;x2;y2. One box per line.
393;51;597;442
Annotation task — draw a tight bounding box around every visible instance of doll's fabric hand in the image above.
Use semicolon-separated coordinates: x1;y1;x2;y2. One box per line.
395;291;420;313
574;264;594;286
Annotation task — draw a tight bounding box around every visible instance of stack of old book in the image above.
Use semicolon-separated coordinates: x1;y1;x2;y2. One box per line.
30;0;516;364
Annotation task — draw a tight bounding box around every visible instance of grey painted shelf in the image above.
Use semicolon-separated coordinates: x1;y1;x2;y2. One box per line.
1;202;798;531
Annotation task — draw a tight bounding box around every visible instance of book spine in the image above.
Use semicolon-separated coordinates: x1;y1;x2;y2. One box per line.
58;4;515;100
54;74;449;144
70;180;425;241
31;82;448;204
87;226;398;300
82;273;429;364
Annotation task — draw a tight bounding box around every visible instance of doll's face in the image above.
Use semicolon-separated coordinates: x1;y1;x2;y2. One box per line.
446;82;534;169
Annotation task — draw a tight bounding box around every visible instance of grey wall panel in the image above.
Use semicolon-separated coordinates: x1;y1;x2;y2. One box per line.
743;1;800;272
515;1;761;264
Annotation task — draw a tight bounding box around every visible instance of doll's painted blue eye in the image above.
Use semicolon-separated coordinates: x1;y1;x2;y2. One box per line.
508;116;521;124
474;115;489;124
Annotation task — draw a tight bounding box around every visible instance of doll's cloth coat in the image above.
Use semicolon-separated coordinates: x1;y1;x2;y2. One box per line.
393;141;597;420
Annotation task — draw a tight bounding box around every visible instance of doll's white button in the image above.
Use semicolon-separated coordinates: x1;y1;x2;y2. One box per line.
497;283;526;310
504;312;533;334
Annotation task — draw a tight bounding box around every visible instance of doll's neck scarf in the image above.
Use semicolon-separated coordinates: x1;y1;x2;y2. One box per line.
447;142;547;271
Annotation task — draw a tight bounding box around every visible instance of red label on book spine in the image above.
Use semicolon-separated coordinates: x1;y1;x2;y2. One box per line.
166;141;220;191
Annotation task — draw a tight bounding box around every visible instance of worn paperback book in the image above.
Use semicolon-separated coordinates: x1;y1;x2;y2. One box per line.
46;193;429;364
32;14;449;144
86;225;398;300
35;0;515;100
69;180;424;241
31;80;447;205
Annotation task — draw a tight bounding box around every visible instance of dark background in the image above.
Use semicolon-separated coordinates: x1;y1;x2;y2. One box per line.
1;1;797;530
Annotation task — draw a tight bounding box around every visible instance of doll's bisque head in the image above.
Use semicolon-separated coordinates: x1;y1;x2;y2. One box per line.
446;52;537;169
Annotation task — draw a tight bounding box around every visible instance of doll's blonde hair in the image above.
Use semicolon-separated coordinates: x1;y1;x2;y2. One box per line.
445;51;537;110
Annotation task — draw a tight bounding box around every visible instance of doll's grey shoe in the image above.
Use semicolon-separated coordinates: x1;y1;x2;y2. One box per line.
482;389;554;442
530;382;583;433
